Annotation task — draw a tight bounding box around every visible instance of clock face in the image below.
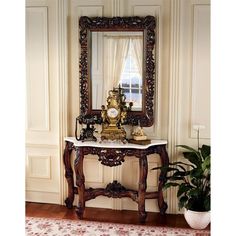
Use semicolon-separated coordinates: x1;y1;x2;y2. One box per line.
107;108;119;118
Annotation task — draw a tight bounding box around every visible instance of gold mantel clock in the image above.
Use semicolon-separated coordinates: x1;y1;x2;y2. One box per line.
100;86;132;143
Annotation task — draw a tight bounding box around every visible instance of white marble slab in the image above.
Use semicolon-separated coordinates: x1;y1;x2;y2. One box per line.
64;137;167;149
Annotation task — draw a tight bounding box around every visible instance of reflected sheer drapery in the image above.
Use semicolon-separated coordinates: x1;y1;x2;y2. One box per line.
104;37;130;94
103;35;143;96
130;37;143;76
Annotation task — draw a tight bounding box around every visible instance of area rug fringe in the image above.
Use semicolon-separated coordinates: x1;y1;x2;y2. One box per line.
25;216;210;236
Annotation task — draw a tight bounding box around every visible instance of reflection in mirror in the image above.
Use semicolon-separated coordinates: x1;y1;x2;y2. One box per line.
91;31;143;111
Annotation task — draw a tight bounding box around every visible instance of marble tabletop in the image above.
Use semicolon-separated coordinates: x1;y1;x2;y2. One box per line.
64;137;167;150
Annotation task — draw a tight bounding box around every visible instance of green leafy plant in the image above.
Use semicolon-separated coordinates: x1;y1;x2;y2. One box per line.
153;144;210;212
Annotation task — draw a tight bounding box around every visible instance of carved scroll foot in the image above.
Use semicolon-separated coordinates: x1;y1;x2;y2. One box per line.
75;203;84;219
159;202;168;215
157;145;169;215
65;198;73;209
139;210;147;223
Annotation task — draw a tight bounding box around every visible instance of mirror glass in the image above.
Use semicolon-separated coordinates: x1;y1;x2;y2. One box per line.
91;31;143;111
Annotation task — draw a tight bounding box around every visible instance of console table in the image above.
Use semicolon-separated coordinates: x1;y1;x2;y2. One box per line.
63;137;169;223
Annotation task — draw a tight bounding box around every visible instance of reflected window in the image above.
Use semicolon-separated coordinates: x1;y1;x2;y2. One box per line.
119;44;142;110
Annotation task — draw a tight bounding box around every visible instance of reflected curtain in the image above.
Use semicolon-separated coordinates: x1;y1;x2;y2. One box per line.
130;37;143;76
104;37;130;94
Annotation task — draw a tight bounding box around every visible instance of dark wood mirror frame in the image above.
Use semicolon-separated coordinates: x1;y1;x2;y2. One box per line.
79;16;156;127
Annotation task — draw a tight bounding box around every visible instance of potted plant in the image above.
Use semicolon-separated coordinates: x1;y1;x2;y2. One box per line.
152;143;210;229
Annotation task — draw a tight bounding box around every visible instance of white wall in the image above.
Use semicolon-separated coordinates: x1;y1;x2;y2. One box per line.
25;0;210;214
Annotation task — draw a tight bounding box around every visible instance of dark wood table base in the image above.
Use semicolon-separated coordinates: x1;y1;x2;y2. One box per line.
63;140;169;223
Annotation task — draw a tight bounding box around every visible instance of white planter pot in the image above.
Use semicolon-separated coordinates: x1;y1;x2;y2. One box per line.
184;209;210;229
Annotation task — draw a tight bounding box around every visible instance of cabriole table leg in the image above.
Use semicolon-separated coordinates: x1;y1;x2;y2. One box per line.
138;155;148;223
74;147;85;219
63;141;75;209
157;145;169;214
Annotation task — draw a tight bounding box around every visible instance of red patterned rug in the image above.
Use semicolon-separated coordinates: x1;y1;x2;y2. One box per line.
25;217;210;236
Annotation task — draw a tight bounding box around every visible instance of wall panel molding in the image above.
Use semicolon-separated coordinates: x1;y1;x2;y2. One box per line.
112;0;120;16
26;0;61;205
58;0;69;205
78;6;104;17
26;6;50;132
111;165;122;210
167;0;181;214
26;0;60;146
27;155;51;179
26;191;60;204
177;0;210;152
84;158;104;183
190;4;210;139
26;143;58;149
131;160;159;188
26;146;60;194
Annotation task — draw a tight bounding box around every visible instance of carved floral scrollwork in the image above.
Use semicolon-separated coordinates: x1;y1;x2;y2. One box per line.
105;181;127;197
98;149;125;166
83;147;126;166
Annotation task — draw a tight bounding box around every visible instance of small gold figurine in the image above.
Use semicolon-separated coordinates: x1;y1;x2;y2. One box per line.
131;122;147;141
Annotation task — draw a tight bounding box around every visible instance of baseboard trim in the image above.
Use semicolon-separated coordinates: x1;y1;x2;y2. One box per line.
26;191;60;204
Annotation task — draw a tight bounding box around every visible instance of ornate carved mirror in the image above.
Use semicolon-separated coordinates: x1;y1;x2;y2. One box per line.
79;16;156;126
